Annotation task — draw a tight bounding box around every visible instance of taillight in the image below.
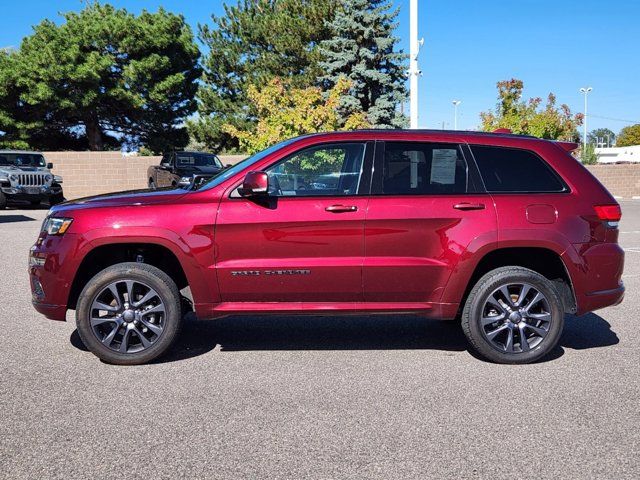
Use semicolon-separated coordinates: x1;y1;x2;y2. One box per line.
594;204;621;227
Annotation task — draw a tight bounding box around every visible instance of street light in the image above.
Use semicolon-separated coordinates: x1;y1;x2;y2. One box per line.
452;100;461;130
579;87;592;154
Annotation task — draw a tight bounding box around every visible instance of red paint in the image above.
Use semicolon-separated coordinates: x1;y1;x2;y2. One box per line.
30;130;624;321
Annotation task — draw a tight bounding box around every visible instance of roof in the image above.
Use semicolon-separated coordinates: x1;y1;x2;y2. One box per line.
293;129;540;141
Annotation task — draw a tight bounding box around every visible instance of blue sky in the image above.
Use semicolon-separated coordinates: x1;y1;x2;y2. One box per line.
1;0;638;134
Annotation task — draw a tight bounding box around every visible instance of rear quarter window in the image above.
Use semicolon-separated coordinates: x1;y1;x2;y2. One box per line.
471;145;567;193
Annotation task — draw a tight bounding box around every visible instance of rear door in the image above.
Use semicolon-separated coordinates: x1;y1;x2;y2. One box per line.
215;141;373;304
363;140;497;306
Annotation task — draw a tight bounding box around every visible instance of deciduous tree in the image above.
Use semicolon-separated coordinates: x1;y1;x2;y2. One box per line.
616;124;640;147
480;79;582;141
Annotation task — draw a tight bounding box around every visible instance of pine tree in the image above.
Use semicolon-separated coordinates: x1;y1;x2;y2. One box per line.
318;0;407;129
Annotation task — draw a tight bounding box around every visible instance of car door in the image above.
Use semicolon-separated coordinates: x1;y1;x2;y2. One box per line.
215;141;374;304
158;153;174;187
363;140;497;307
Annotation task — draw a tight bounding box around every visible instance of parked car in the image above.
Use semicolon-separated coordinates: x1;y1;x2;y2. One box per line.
147;151;224;189
0;151;64;209
30;130;624;365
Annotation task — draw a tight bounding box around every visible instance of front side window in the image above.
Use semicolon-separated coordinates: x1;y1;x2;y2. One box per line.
380;142;468;195
471;145;567;193
265;143;366;197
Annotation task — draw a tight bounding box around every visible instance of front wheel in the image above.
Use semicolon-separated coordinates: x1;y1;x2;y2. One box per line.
461;267;564;364
76;262;182;365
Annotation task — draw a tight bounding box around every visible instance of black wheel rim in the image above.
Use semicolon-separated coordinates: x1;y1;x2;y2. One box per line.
480;282;552;354
89;280;166;354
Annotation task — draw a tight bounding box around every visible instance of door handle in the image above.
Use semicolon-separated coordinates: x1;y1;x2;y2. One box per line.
325;205;358;213
453;202;485;211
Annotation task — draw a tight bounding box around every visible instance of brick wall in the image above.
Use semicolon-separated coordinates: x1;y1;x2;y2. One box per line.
41;151;640;200
44;152;247;200
585;164;640;199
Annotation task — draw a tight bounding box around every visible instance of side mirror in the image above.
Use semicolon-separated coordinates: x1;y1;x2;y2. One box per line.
47;162;53;169
238;171;269;197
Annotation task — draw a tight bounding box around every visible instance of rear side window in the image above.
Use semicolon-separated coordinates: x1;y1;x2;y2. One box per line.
471;145;566;193
381;142;468;194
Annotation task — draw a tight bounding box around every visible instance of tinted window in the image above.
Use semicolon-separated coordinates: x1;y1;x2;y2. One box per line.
176;153;222;168
471;146;566;193
381;142;468;194
0;153;45;167
266;143;366;196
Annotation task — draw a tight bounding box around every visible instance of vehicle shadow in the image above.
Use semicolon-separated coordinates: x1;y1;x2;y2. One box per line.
69;312;619;364
0;214;36;223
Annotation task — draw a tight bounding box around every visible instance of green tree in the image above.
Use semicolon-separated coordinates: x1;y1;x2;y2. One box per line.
616;124;640;147
224;77;369;154
480;79;582;141
588;128;616;147
0;2;200;152
318;0;407;128
190;0;338;152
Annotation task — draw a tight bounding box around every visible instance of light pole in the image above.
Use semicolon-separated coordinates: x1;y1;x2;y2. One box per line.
452;100;461;130
409;0;423;129
579;87;592;153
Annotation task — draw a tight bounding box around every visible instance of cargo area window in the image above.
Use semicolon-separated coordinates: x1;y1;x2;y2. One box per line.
471;145;567;193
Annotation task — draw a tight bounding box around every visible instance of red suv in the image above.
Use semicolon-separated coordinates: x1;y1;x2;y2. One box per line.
30;131;624;365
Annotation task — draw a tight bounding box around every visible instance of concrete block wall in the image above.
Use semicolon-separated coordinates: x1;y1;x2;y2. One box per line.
40;151;640;201
43;152;247;200
585;164;640;199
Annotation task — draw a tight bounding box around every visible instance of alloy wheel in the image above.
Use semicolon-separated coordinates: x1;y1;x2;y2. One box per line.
480;282;552;354
89;280;166;354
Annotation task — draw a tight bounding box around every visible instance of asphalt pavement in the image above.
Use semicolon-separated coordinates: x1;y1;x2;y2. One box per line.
1;201;639;479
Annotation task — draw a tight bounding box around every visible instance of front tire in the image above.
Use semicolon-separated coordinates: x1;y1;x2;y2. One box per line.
76;262;182;365
461;267;564;364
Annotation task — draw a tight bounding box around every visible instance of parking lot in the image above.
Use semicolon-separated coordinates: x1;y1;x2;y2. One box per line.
1;202;639;479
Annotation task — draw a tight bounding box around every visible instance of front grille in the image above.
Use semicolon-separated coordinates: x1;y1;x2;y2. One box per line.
18;173;47;186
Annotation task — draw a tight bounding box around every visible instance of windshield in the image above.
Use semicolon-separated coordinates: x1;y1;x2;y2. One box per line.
195;139;298;191
0;153;46;167
176;152;222;168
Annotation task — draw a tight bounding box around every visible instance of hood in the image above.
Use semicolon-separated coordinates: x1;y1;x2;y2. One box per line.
0;165;48;174
51;187;188;214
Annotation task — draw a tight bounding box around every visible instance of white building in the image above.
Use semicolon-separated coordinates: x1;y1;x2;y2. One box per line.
595;145;640;163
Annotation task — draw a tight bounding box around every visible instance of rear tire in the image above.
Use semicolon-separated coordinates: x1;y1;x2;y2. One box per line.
148;179;156;189
76;262;182;365
461;267;564;364
0;192;6;209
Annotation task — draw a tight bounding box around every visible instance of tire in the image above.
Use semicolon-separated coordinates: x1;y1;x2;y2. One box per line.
461;267;564;364
148;179;156;189
76;262;182;365
0;192;6;209
49;193;64;206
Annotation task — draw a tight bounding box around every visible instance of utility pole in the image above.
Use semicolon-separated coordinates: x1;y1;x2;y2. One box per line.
409;0;423;129
579;87;592;155
452;100;461;130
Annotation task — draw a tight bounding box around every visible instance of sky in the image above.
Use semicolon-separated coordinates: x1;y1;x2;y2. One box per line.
1;0;639;134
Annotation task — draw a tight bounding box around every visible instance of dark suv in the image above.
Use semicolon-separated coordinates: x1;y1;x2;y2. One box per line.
30;130;624;365
147;151;224;189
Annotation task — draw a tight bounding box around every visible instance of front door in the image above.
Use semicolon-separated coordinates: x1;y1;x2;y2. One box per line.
363;140;497;308
215;141;373;304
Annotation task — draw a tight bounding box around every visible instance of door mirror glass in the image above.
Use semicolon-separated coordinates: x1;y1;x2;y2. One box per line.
47;162;54;169
239;171;269;196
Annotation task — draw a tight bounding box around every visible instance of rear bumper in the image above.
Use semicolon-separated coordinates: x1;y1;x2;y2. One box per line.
577;285;625;315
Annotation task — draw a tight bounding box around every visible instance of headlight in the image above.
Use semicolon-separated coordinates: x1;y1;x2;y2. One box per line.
45;174;53;182
178;176;192;186
53;175;63;183
42;217;73;235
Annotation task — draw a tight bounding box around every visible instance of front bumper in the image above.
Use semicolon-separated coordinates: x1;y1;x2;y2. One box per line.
2;185;63;200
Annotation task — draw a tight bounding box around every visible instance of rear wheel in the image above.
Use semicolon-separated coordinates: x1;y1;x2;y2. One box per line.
148;179;156;189
461;267;564;364
76;262;182;365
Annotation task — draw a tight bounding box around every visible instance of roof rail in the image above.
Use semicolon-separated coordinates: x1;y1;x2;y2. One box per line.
493;128;512;134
